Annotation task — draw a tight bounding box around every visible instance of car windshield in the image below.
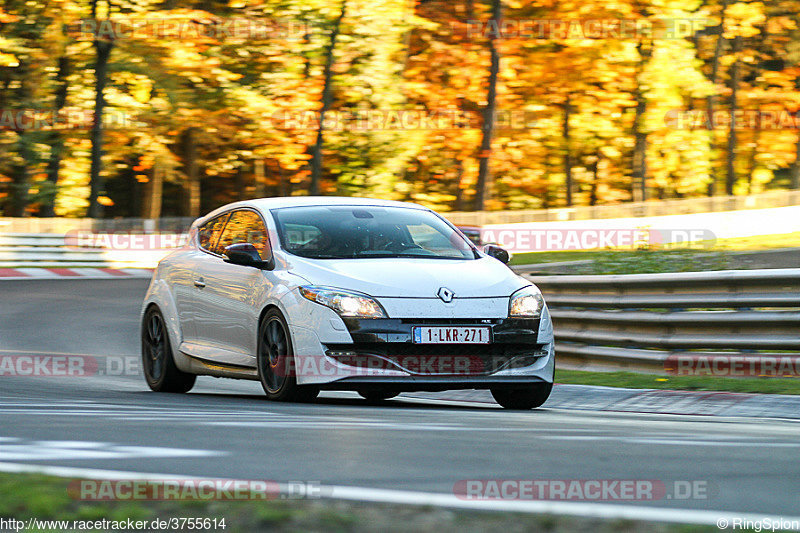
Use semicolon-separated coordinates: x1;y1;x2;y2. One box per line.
271;205;477;260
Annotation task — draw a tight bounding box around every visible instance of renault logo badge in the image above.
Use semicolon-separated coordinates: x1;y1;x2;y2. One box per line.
437;287;454;303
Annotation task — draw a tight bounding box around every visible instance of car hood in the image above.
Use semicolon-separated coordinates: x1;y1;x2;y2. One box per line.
281;255;528;298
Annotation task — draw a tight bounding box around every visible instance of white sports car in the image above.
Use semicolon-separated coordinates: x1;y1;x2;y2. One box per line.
141;197;555;409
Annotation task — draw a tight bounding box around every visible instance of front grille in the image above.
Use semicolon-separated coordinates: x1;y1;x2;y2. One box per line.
398;318;501;325
325;342;546;376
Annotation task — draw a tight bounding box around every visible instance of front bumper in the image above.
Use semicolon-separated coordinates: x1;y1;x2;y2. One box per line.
285;289;555;387
341;317;541;344
325;317;546;377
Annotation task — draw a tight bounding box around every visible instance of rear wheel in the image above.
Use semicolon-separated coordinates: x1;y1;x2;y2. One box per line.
491;382;552;410
141;307;196;393
358;391;399;402
257;309;319;403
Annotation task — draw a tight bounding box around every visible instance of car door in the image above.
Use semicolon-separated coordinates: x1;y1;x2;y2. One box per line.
190;208;273;367
174;212;229;347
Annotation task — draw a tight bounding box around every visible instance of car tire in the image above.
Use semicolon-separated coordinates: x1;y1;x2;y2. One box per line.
491;382;552;410
358;391;399;402
257;309;319;403
142;307;196;393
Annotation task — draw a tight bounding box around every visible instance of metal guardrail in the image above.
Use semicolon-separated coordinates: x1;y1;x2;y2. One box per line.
0;233;178;268
1;189;799;232
520;268;800;372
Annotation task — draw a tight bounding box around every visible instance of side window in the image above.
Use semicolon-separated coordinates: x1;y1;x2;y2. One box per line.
216;210;270;258
198;214;229;253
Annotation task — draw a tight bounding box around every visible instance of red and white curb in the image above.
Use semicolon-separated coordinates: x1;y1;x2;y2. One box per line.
0;268;153;280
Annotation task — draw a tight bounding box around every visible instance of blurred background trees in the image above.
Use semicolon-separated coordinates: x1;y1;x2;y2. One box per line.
1;0;799;217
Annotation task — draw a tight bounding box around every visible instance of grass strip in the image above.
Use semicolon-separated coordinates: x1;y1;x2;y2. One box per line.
0;472;719;532
509;231;800;274
556;368;800;395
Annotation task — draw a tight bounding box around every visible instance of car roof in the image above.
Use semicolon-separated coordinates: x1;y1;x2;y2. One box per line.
195;196;430;226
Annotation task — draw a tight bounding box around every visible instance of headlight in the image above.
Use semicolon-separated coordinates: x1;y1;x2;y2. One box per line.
299;286;386;318
509;285;544;318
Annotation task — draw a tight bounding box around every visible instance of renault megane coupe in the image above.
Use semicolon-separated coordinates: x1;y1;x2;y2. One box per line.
141;197;555;409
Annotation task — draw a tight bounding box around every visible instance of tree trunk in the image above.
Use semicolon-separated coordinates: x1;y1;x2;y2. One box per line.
473;0;502;211
181;128;201;217
563;94;573;206
10;135;32;217
453;159;465;211
254;158;266;198
88;27;113;218
9;58;35;217
302;18;312;79
746;117;761;194
234;166;245;201
705;0;729;196
0;73;8;215
792;79;800;190
41;55;70;217
280;166;291;197
791;134;800;190
541;155;552;208
309;1;346;196
632;41;652;202
141;160;163;219
589;156;599;206
726;35;741;196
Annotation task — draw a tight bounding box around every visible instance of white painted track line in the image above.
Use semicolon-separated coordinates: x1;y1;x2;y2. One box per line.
0;462;797;528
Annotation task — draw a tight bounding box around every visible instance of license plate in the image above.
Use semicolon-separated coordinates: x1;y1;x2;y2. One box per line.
412;326;490;344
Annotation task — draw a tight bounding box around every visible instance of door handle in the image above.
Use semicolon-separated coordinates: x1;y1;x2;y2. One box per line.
193;278;206;288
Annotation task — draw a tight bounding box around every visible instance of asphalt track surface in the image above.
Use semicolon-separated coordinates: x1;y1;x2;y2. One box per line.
1;279;799;523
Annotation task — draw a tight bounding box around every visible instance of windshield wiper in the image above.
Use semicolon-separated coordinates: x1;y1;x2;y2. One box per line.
297;252;471;260
348;252;467;260
395;254;467;260
296;253;349;259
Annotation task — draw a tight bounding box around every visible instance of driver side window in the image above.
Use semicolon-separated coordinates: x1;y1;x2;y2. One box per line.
215;209;270;258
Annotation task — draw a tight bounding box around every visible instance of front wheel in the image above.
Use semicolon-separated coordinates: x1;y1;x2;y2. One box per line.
491;382;552;410
257;309;319;403
141;307;196;393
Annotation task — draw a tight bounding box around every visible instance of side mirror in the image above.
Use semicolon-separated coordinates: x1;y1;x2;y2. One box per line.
483;244;510;265
223;243;273;269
